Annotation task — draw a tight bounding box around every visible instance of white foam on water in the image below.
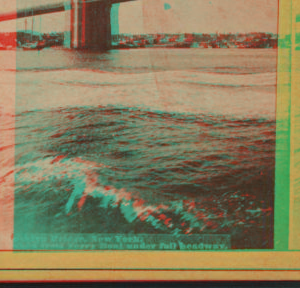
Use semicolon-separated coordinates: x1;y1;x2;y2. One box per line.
12;154;267;235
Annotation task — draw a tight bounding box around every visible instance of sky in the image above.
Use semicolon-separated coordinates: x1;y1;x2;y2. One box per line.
0;0;278;34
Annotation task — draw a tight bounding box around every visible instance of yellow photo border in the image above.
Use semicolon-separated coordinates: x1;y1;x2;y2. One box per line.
1;0;300;281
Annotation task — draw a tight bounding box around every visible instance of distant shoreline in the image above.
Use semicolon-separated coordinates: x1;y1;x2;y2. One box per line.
111;45;278;50
0;31;279;50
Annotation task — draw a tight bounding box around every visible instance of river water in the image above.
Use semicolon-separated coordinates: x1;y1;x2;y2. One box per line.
1;48;277;249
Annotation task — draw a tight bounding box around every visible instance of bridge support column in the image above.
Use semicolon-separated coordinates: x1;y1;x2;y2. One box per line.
64;3;71;48
71;0;112;50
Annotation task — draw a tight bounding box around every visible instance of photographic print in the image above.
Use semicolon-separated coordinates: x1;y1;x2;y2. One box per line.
0;0;280;252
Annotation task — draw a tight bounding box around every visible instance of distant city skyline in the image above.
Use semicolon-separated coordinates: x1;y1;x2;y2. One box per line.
0;0;278;34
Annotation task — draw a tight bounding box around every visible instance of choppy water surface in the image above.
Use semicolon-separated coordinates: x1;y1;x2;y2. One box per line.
2;48;277;249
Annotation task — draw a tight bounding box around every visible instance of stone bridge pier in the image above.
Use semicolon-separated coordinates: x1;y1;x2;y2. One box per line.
71;0;112;50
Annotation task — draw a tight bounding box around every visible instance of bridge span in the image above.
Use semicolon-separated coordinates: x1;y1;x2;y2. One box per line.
0;0;135;50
